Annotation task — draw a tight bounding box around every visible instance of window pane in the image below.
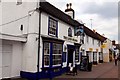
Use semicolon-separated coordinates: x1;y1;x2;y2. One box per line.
44;55;50;65
44;42;50;66
49;18;57;36
75;47;79;62
52;43;62;65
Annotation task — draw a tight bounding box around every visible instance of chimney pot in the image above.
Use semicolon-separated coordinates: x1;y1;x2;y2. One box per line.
69;3;72;8
66;3;69;9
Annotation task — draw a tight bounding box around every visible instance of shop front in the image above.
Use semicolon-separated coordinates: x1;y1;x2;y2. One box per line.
41;36;64;79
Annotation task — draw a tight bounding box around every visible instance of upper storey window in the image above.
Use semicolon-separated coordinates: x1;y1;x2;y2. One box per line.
16;0;22;5
48;17;58;37
68;27;72;37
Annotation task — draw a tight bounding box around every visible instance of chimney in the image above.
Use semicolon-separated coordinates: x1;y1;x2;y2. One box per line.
93;29;96;33
65;3;75;19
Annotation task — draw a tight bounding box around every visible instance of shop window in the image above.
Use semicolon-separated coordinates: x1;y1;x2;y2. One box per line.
62;52;66;62
93;52;97;62
48;17;58;37
53;43;62;66
16;0;22;5
75;47;79;62
43;42;50;66
43;42;62;67
68;27;72;37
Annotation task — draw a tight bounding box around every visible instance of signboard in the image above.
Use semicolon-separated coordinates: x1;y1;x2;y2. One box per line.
101;44;106;48
63;36;78;42
89;48;93;51
96;49;98;52
80;56;89;71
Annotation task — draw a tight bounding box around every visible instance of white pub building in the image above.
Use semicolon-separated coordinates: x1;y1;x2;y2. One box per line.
0;1;85;79
0;0;109;79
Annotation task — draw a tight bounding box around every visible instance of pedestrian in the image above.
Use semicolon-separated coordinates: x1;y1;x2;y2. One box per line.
115;54;118;66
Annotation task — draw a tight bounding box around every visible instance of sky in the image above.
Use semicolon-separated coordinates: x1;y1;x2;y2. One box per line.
47;0;119;43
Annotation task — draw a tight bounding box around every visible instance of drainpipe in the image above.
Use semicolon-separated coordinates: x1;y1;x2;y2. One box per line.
37;2;41;74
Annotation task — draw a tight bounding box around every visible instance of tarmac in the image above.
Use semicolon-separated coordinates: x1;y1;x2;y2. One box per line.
2;61;119;80
55;61;119;80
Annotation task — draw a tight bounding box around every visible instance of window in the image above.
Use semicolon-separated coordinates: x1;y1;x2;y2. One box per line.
43;42;62;67
98;41;100;46
86;36;89;43
92;38;94;45
43;42;50;66
75;47;79;62
16;0;22;5
93;52;97;61
68;27;72;37
48;17;58;37
53;43;62;65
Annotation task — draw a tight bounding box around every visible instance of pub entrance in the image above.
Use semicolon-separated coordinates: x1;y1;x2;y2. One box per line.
67;45;75;66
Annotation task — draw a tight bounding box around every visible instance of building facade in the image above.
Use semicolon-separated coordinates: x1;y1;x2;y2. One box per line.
0;1;111;80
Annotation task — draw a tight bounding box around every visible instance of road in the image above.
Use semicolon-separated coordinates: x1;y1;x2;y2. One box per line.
55;61;119;80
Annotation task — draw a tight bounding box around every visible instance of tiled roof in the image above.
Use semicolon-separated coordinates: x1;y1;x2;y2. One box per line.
84;26;106;42
39;1;107;42
39;2;83;27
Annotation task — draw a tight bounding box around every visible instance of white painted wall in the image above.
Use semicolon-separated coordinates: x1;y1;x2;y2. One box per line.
81;34;101;63
1;2;38;36
0;2;2;33
103;39;112;62
1;1;40;75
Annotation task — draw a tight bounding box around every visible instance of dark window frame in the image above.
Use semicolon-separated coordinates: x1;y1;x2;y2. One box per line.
68;27;72;37
48;17;58;37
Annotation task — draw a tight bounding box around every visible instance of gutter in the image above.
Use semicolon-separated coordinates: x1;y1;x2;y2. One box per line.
37;2;41;74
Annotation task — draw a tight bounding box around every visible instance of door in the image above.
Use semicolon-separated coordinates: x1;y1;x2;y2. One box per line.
2;44;12;78
68;49;74;64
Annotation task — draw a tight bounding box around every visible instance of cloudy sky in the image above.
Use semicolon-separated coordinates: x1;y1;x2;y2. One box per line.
47;0;119;43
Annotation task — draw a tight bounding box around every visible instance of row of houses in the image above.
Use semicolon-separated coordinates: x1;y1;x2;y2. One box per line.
0;1;118;79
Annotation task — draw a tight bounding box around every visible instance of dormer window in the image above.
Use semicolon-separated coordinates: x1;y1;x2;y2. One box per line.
68;27;72;37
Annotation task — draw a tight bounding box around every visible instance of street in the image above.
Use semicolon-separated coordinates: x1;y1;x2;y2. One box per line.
4;61;119;80
55;61;119;80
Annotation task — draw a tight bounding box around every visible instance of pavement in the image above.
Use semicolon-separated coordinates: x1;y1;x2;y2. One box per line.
55;61;119;80
3;61;119;80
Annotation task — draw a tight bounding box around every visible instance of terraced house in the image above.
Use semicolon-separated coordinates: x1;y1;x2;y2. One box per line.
0;0;114;80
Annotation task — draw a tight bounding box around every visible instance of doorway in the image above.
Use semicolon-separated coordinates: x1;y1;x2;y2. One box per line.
68;49;74;64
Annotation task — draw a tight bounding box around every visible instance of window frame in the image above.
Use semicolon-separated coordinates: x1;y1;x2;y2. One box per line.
43;42;50;67
52;43;62;66
68;27;72;37
86;35;89;43
75;46;79;62
43;41;63;68
48;17;58;37
92;38;94;45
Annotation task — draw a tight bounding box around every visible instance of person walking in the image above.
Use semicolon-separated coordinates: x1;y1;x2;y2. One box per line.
115;54;118;66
